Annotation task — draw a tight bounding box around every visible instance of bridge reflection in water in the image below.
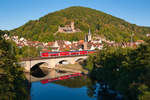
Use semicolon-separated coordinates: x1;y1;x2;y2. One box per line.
24;69;77;82
29;71;124;100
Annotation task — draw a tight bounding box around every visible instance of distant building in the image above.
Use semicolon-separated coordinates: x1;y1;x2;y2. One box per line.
146;34;150;37
51;41;59;48
83;29;93;50
84;35;88;50
51;41;59;51
88;29;92;42
58;21;81;33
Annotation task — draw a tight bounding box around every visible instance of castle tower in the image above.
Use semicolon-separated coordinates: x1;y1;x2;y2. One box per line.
88;29;92;42
71;21;75;32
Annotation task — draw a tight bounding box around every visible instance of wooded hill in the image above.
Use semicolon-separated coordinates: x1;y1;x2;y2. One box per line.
11;6;150;42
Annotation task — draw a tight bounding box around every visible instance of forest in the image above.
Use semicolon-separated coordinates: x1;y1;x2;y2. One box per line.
10;6;150;42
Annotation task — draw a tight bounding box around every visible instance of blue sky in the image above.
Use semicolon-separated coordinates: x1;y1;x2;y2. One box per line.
0;0;150;30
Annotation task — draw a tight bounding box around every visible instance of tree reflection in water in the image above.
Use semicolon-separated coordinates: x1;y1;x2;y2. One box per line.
53;76;123;100
87;81;124;100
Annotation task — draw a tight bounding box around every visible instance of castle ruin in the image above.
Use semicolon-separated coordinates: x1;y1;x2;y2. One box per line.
58;22;81;33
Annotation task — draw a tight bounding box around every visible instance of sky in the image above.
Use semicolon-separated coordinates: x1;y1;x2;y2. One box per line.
0;0;150;30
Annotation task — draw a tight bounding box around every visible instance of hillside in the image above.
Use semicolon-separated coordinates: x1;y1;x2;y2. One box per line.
10;6;150;42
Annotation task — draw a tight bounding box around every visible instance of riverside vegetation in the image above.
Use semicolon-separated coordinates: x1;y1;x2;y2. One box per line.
0;30;30;100
85;38;150;100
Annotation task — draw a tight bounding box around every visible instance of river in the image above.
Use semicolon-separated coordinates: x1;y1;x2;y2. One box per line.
26;70;123;100
31;77;96;100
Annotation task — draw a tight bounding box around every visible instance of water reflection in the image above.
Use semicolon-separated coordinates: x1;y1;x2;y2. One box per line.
87;81;124;100
25;69;73;82
25;70;123;100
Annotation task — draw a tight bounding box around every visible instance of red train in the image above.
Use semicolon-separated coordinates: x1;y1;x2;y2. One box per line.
40;50;95;57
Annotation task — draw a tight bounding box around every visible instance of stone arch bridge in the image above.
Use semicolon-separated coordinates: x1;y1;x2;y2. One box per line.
20;55;88;72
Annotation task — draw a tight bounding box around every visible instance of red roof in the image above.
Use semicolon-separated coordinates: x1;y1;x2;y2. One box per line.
136;40;144;42
79;40;84;44
47;42;54;46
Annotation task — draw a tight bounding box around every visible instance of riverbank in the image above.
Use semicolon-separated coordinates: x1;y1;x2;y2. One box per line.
85;38;150;100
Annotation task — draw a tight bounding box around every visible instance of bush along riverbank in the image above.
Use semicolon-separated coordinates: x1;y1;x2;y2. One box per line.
0;30;30;100
85;38;150;100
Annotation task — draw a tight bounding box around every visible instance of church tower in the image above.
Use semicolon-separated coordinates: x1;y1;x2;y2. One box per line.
84;35;88;50
88;29;92;42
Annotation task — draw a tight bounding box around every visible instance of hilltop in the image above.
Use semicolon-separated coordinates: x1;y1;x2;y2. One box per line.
10;6;150;42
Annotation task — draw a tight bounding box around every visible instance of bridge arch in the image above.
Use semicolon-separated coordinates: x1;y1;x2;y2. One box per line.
30;62;49;78
31;62;49;69
56;60;69;66
75;58;86;63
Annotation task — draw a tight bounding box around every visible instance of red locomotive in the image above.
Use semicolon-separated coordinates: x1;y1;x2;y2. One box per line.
40;50;95;57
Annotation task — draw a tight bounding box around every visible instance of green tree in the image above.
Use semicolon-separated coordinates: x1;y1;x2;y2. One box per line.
86;38;150;100
0;30;30;100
